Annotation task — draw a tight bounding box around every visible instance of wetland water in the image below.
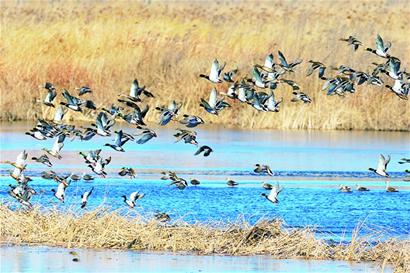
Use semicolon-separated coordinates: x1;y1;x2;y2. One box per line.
0;245;393;273
1;123;410;240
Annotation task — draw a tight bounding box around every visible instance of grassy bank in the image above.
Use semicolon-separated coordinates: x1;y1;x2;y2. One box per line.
0;206;409;272
1;1;409;131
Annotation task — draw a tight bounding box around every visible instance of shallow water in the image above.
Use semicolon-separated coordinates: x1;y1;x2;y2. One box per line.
1;123;410;240
0;245;392;273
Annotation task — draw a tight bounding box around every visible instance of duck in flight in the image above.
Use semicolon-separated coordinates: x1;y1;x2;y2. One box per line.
369;154;390;177
199;59;225;83
261;182;282;203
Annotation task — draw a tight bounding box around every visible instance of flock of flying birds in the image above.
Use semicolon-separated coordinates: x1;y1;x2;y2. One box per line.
2;34;410;216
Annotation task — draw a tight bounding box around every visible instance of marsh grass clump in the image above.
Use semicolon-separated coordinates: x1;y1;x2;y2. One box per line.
1;1;409;130
0;205;409;271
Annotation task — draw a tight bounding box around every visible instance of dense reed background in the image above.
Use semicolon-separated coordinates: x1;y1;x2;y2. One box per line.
1;1;409;130
1;206;409;272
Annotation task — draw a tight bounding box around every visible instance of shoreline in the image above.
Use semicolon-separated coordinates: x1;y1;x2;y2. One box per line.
1;206;408;272
0;245;393;273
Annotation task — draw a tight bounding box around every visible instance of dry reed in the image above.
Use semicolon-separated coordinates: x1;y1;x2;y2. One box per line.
1;1;410;131
0;205;409;272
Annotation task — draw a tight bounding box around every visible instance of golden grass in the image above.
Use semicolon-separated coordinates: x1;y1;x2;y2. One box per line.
0;206;409;272
1;1;410;130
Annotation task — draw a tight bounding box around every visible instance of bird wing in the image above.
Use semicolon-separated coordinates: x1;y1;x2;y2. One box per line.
376;34;384;52
130;79;139;98
377;154;388;172
130;191;139;202
209;88;217;108
210;59;220;80
52;134;65;153
194;146;205;155
277;51;288;67
264;53;274;69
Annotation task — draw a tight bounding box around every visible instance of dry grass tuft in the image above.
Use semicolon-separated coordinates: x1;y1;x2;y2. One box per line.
0;205;409;272
0;1;409;130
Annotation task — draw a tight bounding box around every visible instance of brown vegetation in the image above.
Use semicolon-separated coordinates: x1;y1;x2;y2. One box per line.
0;206;409;272
1;1;409;130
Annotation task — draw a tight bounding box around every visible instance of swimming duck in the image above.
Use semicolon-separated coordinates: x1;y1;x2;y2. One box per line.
261;182;282;203
339;185;352;193
254;164;274;176
81;187;94;208
356;184;370;191
369;154;390;177
199;59;225;83
41;170;57;180
262;182;273;190
226;178;238;187
70;173;81;181
31;154;52;167
194;145;213;157
179;114;205;128
339;36;362;51
385;181;398;192
190;179;200;186
82;174;94;181
154;212;171;222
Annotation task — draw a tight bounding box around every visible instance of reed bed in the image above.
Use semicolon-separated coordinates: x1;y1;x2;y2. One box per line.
0;206;409;272
1;1;410;131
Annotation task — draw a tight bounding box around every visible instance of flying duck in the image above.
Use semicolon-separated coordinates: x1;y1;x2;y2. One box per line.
277;51;302;72
369;154;390;177
291;91;312;104
306;60;327;79
339;36;362;51
199;88;230;115
366;34;391;58
122;191;144;208
179;114;205;128
81;187;94;208
135;126;157;144
51;182;67;203
199;59;225;83
76;86;92;96
104;130;131;152
118;167;137;178
42;134;65;159
254;164;274;176
261;182;282;203
31;154;52;167
194;145;213;157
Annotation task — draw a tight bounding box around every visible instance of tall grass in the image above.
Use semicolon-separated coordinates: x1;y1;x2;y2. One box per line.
1;1;409;130
1;206;409;272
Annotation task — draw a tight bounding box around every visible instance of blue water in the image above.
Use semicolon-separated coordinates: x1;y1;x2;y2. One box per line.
0;246;392;273
1;123;410;241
